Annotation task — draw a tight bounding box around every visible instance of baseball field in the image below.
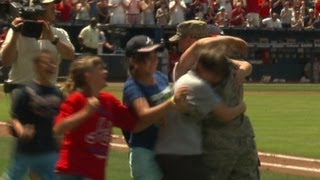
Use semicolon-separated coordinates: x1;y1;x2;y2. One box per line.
1;83;320;179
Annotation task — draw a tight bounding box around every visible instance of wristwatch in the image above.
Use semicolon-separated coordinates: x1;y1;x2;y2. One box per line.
51;35;59;45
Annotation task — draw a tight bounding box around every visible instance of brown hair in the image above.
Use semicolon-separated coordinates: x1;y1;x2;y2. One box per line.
32;49;54;64
62;56;104;94
197;48;231;80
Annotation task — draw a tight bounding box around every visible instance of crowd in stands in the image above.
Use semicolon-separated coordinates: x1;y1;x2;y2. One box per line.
1;0;320;29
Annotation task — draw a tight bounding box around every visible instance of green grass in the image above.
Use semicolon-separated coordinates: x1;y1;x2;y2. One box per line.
2;83;320;179
245;91;320;158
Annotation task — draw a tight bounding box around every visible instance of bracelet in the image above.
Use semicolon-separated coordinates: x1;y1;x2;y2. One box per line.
170;96;176;106
11;24;21;32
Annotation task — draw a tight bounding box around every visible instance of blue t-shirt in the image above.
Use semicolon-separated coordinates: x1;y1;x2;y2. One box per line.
123;71;172;150
12;81;64;154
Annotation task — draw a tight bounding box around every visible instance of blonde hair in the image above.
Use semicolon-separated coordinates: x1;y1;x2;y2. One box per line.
62;56;104;94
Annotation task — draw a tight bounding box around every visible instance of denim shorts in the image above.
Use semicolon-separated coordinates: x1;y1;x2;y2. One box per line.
129;147;163;180
2;151;58;180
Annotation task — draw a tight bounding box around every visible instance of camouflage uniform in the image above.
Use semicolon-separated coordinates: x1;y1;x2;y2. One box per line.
202;64;260;180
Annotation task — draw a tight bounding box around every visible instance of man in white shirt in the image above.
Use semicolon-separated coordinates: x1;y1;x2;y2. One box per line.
78;18;100;54
262;13;282;28
0;0;75;92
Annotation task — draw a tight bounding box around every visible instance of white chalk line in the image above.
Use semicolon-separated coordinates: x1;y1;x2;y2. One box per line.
110;142;128;148
259;152;320;163
261;162;320;173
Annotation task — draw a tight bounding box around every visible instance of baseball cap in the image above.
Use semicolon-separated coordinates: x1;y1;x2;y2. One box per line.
169;20;209;42
33;0;61;4
208;24;224;36
219;6;225;11
125;35;162;57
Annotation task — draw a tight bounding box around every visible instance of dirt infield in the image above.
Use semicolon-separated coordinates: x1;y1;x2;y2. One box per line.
2;122;320;178
110;135;320;178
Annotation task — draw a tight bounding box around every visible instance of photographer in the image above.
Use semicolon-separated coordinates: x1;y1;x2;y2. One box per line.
0;0;75;94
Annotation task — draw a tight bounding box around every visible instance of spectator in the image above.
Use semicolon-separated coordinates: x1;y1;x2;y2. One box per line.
291;10;303;29
142;0;156;25
3;50;64;179
204;6;216;24
0;0;74;93
271;0;284;15
188;0;201;20
0;26;9;48
97;24;115;54
194;5;205;20
262;12;282;28
55;0;74;23
97;0;110;23
215;6;230;27
78;18;101;54
127;0;144;25
259;0;271;20
0;0;9;22
315;0;320;17
233;0;247;8
198;0;208;13
156;1;169;25
304;8;316;29
88;0;98;18
299;0;307;18
211;0;220;14
217;0;233;19
230;2;246;27
108;0;128;24
246;0;261;27
74;0;91;24
280;1;293;28
168;0;187;25
0;26;9;82
157;39;170;76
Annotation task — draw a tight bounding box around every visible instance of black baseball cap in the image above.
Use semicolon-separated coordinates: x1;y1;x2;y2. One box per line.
125;35;162;57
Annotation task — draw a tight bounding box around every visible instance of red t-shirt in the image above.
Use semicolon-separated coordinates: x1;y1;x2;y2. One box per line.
315;2;320;16
230;8;246;26
55;92;137;180
259;0;270;19
55;2;73;22
246;0;260;13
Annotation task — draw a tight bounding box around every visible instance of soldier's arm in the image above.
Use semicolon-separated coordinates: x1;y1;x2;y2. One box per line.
174;36;248;81
211;101;246;123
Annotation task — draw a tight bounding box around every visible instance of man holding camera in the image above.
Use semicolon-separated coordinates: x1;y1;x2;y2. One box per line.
0;0;75;94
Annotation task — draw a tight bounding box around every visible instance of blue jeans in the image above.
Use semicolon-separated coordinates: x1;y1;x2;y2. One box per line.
3;151;58;180
129;147;163;180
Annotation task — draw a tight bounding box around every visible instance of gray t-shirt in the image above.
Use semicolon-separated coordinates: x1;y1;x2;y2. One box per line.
155;70;221;155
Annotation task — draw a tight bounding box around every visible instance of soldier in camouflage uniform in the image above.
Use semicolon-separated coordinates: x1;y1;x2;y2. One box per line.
202;62;260;180
173;20;260;180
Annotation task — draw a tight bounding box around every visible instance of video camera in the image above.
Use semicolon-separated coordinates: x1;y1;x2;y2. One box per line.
9;0;46;39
